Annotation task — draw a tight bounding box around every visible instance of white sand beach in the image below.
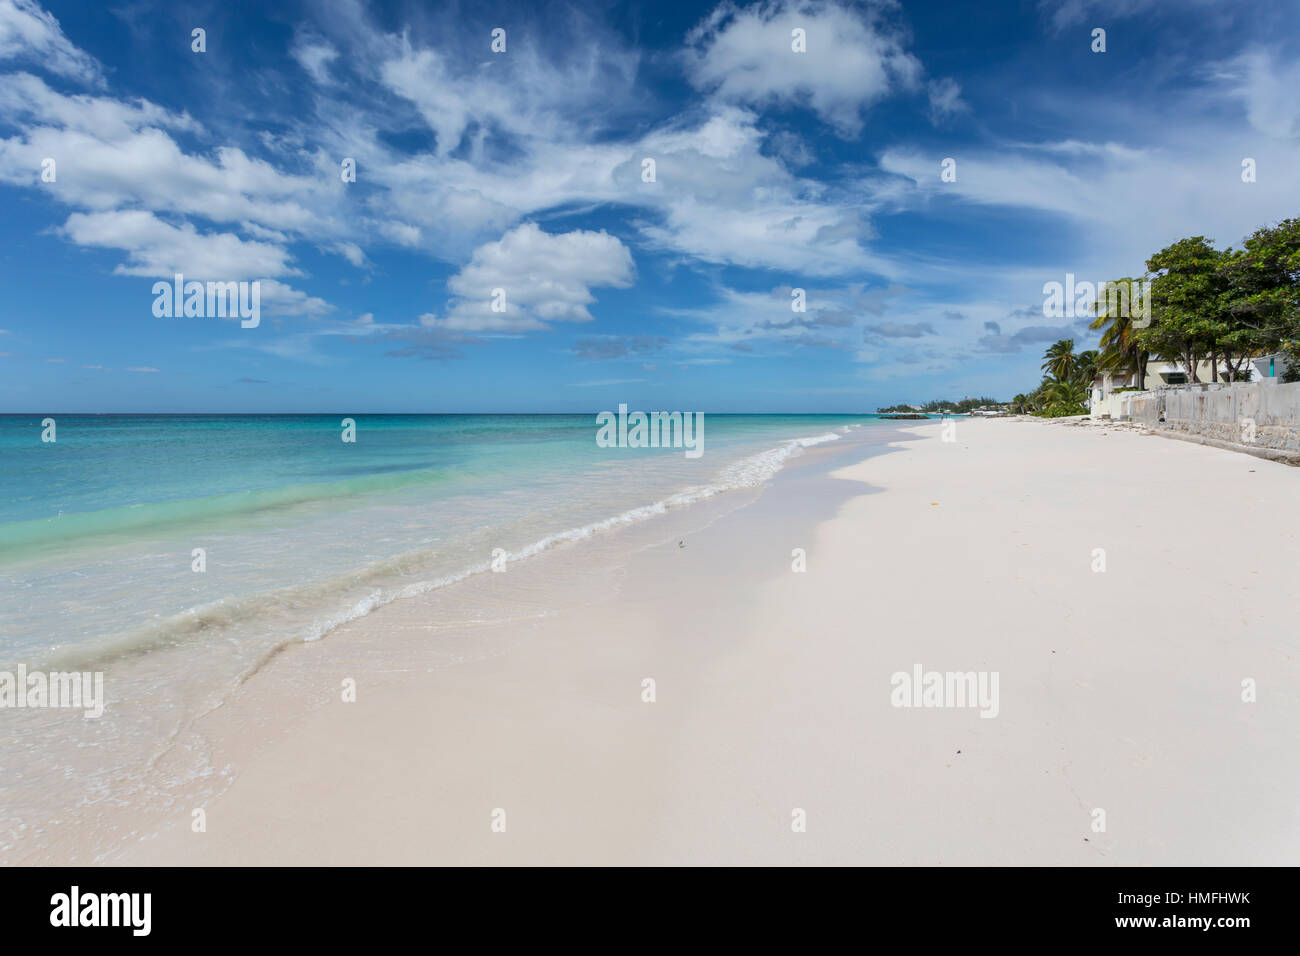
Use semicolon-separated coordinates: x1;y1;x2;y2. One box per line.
61;420;1300;865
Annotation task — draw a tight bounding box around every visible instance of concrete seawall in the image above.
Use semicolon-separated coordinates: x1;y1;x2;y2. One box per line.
1100;380;1300;455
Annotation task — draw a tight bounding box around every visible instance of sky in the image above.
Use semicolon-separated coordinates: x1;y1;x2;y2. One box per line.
1;0;1299;413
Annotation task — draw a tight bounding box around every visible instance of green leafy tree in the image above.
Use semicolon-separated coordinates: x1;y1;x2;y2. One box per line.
1220;219;1300;379
1140;237;1231;383
876;396;1004;414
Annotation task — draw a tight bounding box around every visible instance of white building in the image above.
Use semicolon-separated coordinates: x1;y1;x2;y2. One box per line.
1090;353;1294;417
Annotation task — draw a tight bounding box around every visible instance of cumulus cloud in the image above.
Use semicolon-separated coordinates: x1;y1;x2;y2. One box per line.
60;210;301;279
633;110;886;275
2;4;895;304
7;0;1292;390
684;0;921;137
0;74;332;234
57;211;332;317
419;223;635;333
258;280;333;319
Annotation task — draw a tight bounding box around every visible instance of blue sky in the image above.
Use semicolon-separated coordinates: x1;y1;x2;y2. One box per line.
1;0;1298;412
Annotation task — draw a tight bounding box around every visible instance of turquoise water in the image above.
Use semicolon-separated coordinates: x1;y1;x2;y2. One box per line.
1;414;660;549
1;414;885;663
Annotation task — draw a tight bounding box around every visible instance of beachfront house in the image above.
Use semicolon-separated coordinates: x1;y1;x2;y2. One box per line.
1090;352;1292;404
1089;352;1295;419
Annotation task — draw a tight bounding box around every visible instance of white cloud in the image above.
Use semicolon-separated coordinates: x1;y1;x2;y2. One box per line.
60;210;301;279
878;146;1101;221
332;241;367;268
684;0;921;137
0;65;345;320
0;72;198;141
0;0;101;84
291;36;339;84
629;108;890;275
7;0;1292;395
378;221;422;247
1037;0;1220;32
420;223;635;333
1220;49;1300;140
669;282;889;360
927;78;967;123
878;127;1300;275
379;30;638;159
0;9;891;286
259;279;333;318
0;74;334;234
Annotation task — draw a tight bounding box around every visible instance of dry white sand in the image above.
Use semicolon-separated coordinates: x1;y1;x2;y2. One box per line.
106;419;1300;865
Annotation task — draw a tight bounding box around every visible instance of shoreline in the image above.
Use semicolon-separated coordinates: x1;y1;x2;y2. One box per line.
111;427;899;866
10;419;1300;865
3;424;901;865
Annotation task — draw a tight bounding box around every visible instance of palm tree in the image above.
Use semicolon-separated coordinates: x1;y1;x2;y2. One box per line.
1074;349;1100;387
1042;378;1089;416
1041;339;1076;381
1028;377;1054;413
1089;277;1149;388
